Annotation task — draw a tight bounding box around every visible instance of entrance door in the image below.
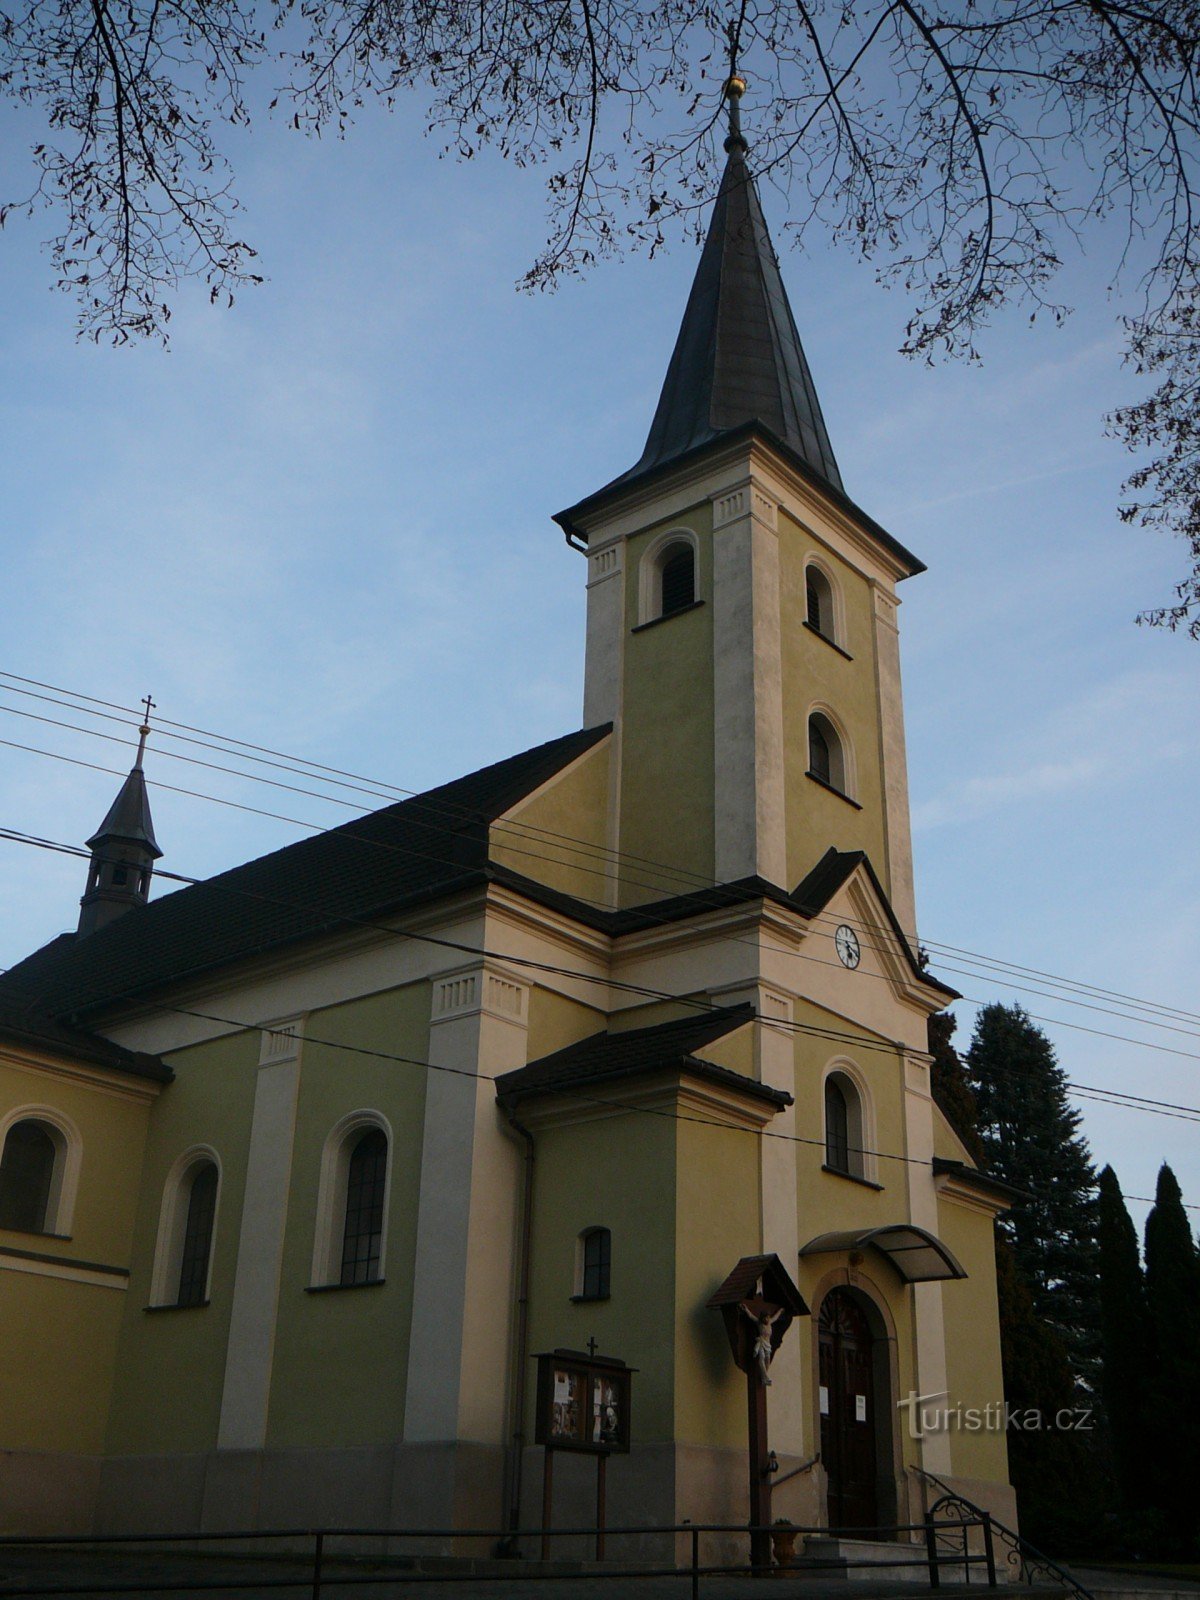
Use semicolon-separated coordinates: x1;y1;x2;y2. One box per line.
818;1289;879;1531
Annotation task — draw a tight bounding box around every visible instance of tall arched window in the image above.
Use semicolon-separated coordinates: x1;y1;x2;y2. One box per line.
340;1127;388;1286
0;1119;58;1233
176;1161;218;1307
824;1079;851;1173
576;1226;611;1300
806;564;836;640
311;1112;393;1289
824;1069;871;1181
808;712;848;795
150;1149;222;1308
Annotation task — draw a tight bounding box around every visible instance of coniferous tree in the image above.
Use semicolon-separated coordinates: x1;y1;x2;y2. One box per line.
964;1004;1100;1387
1096;1166;1149;1529
994;1235;1097;1553
1143;1164;1200;1554
927;1012;987;1167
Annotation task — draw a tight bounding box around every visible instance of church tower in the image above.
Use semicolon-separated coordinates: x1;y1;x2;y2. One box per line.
557;78;921;942
77;704;162;937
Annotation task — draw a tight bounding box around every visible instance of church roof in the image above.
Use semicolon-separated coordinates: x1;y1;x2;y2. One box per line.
621;138;842;494
554;120;925;579
0;994;172;1083
0;724;611;1021
495;1003;791;1109
87;764;161;856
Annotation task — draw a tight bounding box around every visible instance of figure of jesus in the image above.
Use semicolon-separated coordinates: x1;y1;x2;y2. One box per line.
741;1302;783;1385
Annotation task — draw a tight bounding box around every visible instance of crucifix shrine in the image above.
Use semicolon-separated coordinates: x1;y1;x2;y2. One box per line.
708;1255;809;1570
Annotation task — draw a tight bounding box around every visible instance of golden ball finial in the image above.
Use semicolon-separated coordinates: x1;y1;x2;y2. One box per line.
725;73;747;100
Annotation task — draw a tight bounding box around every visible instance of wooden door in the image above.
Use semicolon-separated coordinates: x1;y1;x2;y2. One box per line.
818;1290;879;1531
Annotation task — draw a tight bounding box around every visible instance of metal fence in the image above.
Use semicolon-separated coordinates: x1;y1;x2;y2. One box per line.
0;1513;997;1599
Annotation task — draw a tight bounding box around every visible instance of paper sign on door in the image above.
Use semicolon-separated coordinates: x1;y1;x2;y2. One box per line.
855;1394;867;1422
819;1386;830;1415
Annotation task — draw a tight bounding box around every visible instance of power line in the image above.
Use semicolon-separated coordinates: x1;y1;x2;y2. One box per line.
5;668;1200;1044
4;824;1200;1142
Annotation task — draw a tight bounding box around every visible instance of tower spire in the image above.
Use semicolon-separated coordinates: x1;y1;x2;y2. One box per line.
615;73;842;494
77;695;162;938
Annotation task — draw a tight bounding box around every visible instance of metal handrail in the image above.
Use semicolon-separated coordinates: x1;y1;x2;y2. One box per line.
911;1466;1096;1600
0;1513;995;1599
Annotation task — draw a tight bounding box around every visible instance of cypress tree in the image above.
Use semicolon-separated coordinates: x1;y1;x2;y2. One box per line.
1143;1164;1200;1554
964;1003;1100;1386
1096;1166;1148;1523
927;1011;987;1166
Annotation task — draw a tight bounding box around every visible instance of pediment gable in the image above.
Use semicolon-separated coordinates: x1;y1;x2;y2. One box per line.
793;848;957;1014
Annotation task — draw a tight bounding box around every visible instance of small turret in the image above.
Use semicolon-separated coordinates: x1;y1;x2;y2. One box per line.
78;696;162;938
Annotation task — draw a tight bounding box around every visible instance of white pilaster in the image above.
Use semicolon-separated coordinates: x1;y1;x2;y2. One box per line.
871;584;917;947
583;541;624;729
403;964;529;1447
711;483;787;887
217;1024;303;1449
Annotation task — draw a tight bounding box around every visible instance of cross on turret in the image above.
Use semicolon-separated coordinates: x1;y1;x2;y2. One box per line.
77;693;163;938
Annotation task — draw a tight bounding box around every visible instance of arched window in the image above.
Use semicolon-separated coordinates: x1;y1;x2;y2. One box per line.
311;1113;393;1289
575;1226;611;1300
638;531;700;624
176;1161;218;1307
150;1149;222;1308
806;564;836;640
823;1069;872;1181
660;545;695;617
808;712;848;795
0;1119;58;1233
824;1079;851;1173
340;1127;388;1286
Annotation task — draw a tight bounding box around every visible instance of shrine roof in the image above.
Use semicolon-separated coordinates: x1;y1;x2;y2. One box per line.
495;1003;790;1110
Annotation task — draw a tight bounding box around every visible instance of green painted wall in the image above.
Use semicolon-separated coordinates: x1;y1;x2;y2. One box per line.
105;1028;259;1455
266;983;430;1448
619;503;715;905
672;1112;760;1446
525;1110;676;1441
778;512;891;891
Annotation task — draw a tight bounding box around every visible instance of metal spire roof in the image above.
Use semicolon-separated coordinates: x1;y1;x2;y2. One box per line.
621;85;843;493
86;710;162;858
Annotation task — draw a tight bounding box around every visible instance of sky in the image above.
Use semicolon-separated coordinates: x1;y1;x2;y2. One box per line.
1;80;1197;1235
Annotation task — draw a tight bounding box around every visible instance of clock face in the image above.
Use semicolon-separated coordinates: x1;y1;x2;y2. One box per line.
835;925;861;969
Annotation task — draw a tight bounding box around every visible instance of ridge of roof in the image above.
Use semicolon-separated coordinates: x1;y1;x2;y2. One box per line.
495;1002;790;1108
0;724;611;1020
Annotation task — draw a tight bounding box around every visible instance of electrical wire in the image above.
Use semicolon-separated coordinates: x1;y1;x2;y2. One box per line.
6;670;1200;1044
4;824;1200;1142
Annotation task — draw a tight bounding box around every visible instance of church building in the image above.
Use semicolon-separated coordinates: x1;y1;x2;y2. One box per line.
0;84;1016;1547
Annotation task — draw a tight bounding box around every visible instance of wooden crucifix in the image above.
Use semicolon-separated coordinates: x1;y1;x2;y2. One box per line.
708;1255;809;1573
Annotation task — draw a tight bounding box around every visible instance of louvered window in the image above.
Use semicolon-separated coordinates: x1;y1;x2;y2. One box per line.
807;577;822;632
0;1120;56;1233
176;1161;218;1306
660;546;695;617
340;1128;387;1286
